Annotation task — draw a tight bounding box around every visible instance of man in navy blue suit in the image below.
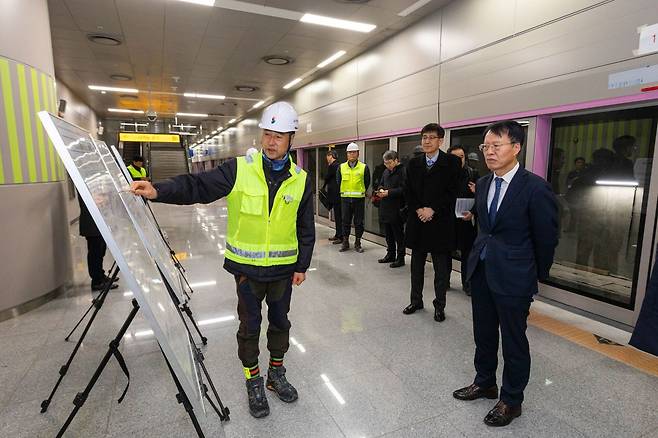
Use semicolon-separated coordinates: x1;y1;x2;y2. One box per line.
452;120;558;427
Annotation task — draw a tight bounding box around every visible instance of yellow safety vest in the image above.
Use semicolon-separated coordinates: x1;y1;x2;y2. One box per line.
127;165;147;180
225;152;307;266
340;161;366;198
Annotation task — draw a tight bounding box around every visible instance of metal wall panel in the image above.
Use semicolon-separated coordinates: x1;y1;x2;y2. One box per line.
357;66;439;137
292;62;358;115
0;182;72;313
295;97;358;146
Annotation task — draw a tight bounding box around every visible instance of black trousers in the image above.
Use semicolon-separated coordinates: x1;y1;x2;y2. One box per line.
410;250;450;310
471;262;532;407
384;221;405;258
332;198;343;238
448;220;477;287
235;275;293;367
86;236;107;285
341;197;365;239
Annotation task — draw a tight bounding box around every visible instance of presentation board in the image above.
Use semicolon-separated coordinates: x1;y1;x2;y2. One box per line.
93;140;188;304
38;112;205;417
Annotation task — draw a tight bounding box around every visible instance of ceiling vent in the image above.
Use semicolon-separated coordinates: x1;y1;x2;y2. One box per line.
87;33;122;46
262;55;294;65
110;74;132;81
235;85;258;92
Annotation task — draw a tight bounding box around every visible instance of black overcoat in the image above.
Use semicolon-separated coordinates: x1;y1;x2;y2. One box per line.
404;151;461;252
378;164;406;223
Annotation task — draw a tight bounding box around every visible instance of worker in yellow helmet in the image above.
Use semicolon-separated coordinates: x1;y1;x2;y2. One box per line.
130;101;315;419
336;142;371;253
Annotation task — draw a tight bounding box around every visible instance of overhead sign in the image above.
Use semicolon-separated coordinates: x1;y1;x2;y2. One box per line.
608;64;658;89
634;23;658;56
119;132;180;143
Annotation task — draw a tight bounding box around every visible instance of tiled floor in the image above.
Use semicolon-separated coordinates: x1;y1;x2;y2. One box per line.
1;200;657;437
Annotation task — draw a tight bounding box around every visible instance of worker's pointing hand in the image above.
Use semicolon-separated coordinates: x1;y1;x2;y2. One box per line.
130;181;158;200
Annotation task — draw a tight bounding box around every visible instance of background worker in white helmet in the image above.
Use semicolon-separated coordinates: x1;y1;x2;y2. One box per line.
336;142;371;253
130;102;315;419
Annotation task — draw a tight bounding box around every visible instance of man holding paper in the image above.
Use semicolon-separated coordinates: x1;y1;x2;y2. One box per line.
448;145;479;295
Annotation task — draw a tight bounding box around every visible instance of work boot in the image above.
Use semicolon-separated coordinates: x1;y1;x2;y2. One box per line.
354;238;364;253
266;366;298;403
378;253;395;263
389;255;405;268
339;238;350;252
245;376;270;418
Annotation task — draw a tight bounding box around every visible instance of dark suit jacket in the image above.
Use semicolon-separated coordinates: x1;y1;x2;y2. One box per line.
323;160;340;202
378;164;406;224
466;167;559;296
404;151;461;252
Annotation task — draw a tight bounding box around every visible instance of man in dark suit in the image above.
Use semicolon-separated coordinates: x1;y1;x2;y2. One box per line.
453;121;558;427
77;194;118;291
402;123;461;322
322;150;342;243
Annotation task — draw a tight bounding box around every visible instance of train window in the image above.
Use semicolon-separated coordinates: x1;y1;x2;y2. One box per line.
546;106;657;308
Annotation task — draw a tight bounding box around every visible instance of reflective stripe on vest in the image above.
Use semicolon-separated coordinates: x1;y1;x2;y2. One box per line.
225;152;307;267
339;161;366;198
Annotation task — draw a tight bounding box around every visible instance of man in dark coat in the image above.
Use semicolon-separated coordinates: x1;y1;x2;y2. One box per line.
453;120;558;427
447;145;479;295
402;123;461;322
77;194;118;291
376;150;406;268
322;150;342;243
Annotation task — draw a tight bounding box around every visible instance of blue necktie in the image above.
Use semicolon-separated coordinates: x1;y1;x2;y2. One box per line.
481;177;503;260
426;159;434;168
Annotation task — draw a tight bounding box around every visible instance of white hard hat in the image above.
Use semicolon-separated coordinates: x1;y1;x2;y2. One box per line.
258;101;299;133
346;142;359;152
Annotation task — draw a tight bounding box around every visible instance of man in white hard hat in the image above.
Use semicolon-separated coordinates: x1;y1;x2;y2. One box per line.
130;101;315;419
336;142;371;253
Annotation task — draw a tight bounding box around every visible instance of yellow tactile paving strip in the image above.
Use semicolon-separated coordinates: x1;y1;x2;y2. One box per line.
528;310;658;377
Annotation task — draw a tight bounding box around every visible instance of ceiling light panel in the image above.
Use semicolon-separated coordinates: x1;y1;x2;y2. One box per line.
397;0;432;17
108;108;143;113
252;100;265;109
90;85;139;93
178;0;215;6
300;14;376;33
283;78;302;89
184;92;226;100
177;112;209;117
317;50;346;68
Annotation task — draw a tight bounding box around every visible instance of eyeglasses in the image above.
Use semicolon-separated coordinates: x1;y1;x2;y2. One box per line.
421;135;440;141
478;142;515;152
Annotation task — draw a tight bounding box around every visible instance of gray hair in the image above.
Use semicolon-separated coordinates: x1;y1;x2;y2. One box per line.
382;150;399;161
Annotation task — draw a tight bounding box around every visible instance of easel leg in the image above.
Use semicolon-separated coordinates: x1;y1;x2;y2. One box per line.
55;299;140;438
181;303;208;345
41;266;120;413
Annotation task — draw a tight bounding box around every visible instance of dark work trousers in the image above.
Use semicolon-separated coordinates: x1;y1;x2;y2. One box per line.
470;261;532;407
384;221;405;258
341;197;365;239
447;219;477;288
86;236;107;285
410;250;450;310
332;198;343;239
235;275;293;367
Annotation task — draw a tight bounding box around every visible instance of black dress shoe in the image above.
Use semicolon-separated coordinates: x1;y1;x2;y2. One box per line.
389;259;405;268
402;303;423;314
91;281;118;291
433;308;446;322
378;254;395;263
453;383;499;401
484;400;522;427
328;236;341;242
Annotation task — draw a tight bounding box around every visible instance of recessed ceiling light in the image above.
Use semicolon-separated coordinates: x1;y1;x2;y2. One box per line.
397;0;432;17
177;112;208;117
178;0;215;6
263;55;294;65
110;74;132;81
108;108;143;114
87;33;122;46
283;78;302;89
89;85;139;93
317;50;346;68
184;92;225;100
300;14;375;33
252;100;265;109
235;85;258;92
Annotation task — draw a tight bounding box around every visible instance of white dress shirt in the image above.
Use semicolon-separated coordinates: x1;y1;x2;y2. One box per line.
487;162;520;212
